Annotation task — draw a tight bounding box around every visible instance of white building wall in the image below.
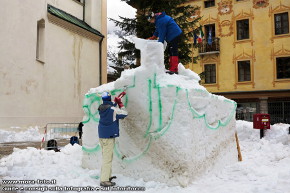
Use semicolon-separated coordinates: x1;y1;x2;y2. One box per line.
85;0;102;31
0;0;105;128
47;0;84;20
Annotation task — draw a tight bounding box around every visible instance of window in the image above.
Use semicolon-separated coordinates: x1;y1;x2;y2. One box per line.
204;64;216;84
274;12;289;35
36;19;45;62
236;102;257;122
237;19;249;40
204;24;216;39
276;57;290;79
204;0;215;8
238;60;251;82
269;101;290;124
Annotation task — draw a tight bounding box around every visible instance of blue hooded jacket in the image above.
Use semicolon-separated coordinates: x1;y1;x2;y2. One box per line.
153;12;182;43
98;101;128;138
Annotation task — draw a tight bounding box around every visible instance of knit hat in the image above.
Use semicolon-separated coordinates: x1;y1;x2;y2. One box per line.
101;92;111;101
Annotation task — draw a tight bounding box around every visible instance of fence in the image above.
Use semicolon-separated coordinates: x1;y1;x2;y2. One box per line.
198;37;220;55
41;123;79;150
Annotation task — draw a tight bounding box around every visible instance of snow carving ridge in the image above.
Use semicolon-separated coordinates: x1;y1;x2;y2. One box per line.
82;38;237;187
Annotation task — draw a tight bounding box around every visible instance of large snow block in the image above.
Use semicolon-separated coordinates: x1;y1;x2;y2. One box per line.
81;38;237;187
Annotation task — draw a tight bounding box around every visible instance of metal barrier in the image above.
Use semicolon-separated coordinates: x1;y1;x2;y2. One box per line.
41;123;79;150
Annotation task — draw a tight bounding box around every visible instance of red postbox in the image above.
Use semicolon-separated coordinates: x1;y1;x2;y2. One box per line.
253;114;270;129
253;114;270;139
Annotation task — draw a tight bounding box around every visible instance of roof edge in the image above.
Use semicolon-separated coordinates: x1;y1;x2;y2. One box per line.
47;4;104;38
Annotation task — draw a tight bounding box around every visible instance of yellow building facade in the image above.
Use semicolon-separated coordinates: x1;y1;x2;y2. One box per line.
188;0;290;123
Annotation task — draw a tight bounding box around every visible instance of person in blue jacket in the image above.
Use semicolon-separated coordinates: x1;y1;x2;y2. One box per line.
147;12;182;74
98;91;128;187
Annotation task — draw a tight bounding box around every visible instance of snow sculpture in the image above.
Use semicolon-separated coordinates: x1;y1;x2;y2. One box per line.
81;38;237;187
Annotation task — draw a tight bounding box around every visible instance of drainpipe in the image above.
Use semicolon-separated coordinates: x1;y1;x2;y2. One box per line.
99;37;104;85
83;0;86;21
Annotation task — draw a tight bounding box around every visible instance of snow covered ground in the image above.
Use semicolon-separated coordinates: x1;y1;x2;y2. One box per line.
0;127;42;143
1;120;290;193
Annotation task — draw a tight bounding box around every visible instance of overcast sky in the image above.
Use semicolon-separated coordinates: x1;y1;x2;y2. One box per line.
107;0;136;32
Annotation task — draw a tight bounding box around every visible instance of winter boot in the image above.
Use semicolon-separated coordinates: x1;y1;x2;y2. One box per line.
166;70;178;75
109;176;117;182
167;56;179;74
100;181;116;187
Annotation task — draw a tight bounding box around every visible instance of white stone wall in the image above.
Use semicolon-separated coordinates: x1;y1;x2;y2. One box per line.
0;0;106;128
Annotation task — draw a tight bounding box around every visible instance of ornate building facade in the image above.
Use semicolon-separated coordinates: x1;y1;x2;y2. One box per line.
188;0;290;123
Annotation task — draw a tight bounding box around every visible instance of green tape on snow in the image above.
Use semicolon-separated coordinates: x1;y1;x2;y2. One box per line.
152;86;180;139
129;75;136;88
144;79;153;138
157;86;163;130
82;73;237;163
186;89;237;130
124;94;129;107
186;89;204;118
113;136;153;163
90;175;99;179
82;105;91;124
82;93;102;123
82;144;101;153
111;89;123;96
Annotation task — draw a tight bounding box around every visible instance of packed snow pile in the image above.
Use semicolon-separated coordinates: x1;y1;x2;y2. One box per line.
81;38;237;187
1;121;290;193
236;120;290;145
0;127;42;143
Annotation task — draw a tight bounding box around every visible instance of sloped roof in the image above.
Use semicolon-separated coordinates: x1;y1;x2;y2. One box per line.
47;4;104;38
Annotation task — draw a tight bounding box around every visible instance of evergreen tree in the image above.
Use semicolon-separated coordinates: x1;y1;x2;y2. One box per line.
108;17;138;70
109;0;201;70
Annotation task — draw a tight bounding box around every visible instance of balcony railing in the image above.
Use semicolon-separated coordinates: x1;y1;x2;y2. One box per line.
198;37;220;55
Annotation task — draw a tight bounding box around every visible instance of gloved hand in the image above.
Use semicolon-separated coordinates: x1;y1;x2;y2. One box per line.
114;97;124;108
118;91;126;98
147;35;157;40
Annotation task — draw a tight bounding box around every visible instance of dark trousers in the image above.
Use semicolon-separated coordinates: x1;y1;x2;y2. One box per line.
168;35;180;56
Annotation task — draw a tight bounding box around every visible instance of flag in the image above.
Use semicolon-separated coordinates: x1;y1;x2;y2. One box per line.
194;32;199;45
197;26;204;43
208;27;212;45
